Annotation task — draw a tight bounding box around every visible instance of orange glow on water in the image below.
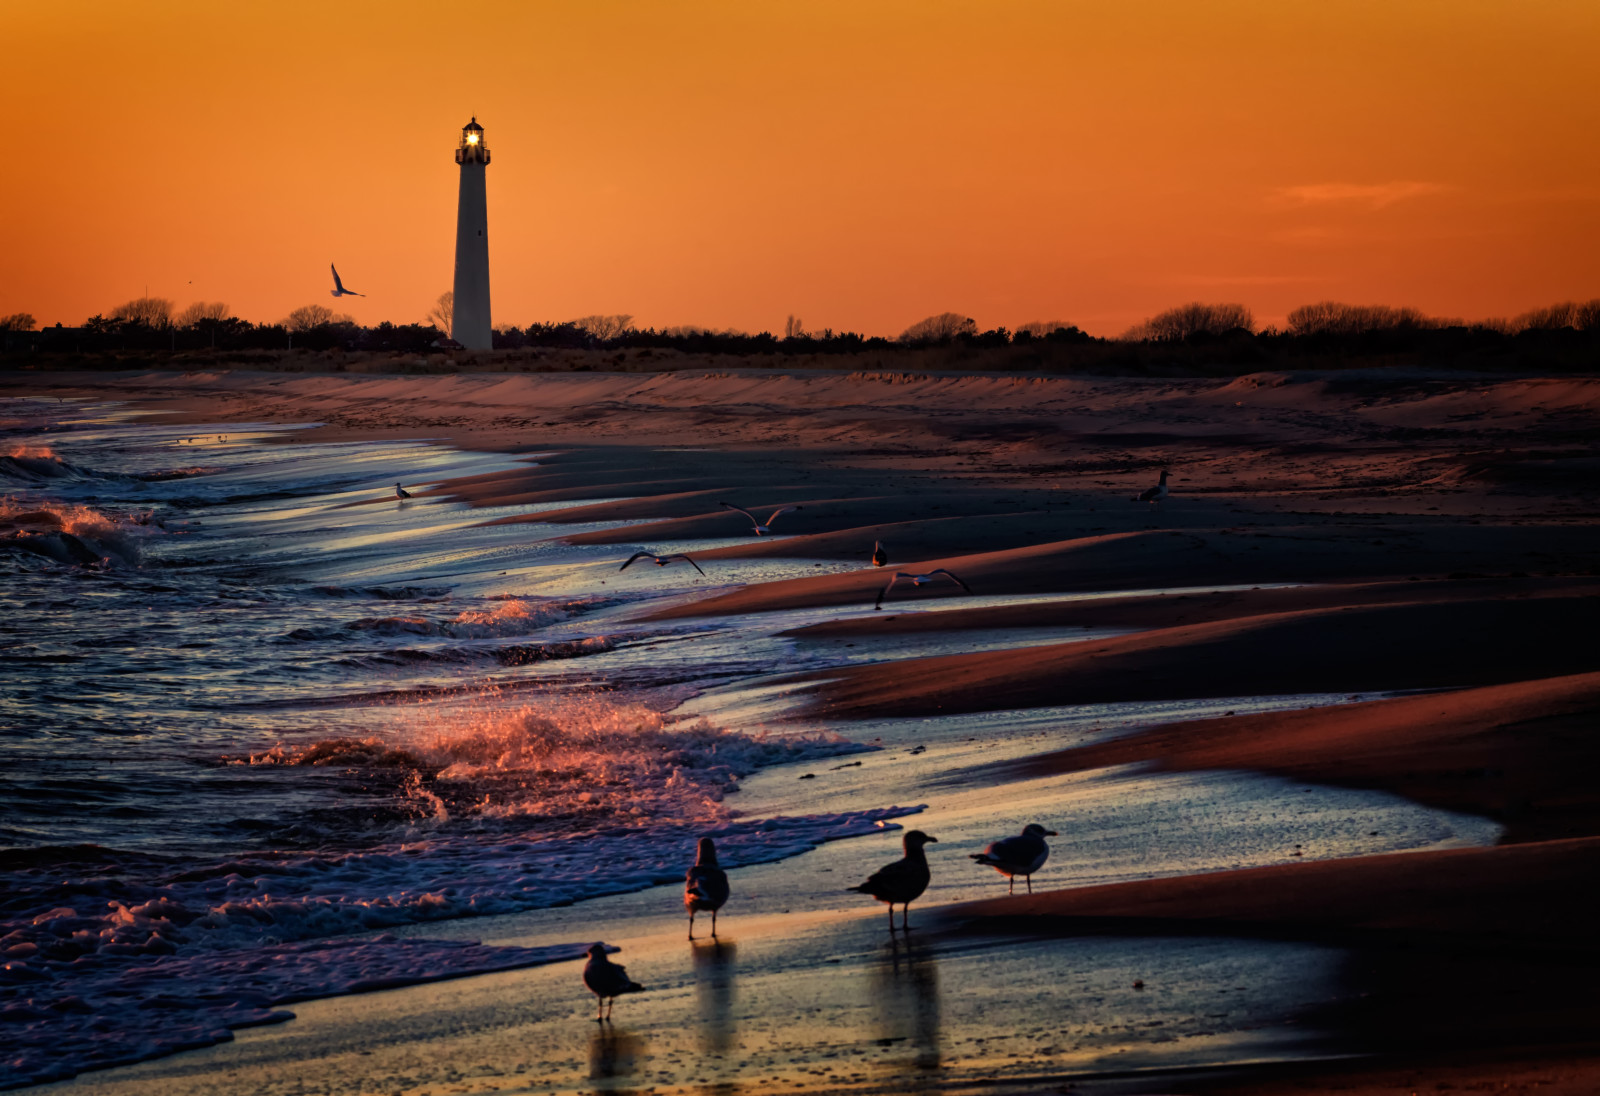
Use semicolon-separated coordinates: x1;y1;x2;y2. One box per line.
1;2;1596;335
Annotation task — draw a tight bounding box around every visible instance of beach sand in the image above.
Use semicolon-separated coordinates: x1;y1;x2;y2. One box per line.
7;363;1599;1094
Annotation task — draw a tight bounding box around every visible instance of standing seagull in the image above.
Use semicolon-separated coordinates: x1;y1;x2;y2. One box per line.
848;830;938;931
970;823;1058;895
394;482;413;500
329;264;364;298
620;551;705;576
684;837;731;940
871;540;889;567
1132;469;1170;505
719;501;801;536
875;569;971;610
582;943;646;1022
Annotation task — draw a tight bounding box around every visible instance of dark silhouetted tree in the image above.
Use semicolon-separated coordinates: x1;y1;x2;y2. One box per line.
1124;302;1253;341
899;312;977;343
0;312;35;331
425;291;453;331
110;297;175;329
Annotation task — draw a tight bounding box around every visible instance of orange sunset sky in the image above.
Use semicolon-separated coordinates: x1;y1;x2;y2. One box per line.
2;1;1597;337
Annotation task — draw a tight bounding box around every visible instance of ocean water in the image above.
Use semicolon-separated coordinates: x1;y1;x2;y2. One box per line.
0;398;917;1088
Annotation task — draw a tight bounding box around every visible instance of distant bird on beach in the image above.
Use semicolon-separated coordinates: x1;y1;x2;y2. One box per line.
329;263;364;298
394;482;412;500
620;551;705;576
583;943;646;1022
719;501;801;536
849;830;938;931
871;540;889;567
970;823;1058;894
874;569;971;610
1132;469;1170;505
684;836;731;939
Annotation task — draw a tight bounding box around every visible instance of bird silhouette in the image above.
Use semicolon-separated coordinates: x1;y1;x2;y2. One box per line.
583;944;646;1022
329;264;364;298
875;569;970;610
394;483;412;500
849;830;938;931
620;551;705;575
685;837;731;939
1132;469;1170;504
871;540;889;567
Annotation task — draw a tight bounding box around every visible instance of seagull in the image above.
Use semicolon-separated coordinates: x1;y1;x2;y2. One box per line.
970;823;1058;895
875;569;971;610
848;830;938;931
620;551;705;576
583;943;646;1022
394;482;412;500
684;836;731;940
1132;469;1170;505
871;540;889;567
329;263;365;298
719;501;801;536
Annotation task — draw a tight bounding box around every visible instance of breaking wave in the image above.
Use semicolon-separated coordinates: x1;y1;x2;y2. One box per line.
0;499;166;568
282;596;593;642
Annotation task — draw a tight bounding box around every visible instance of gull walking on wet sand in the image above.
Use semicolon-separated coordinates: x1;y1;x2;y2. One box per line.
620;551;705;576
970;823;1058;894
849;830;938;931
685;836;731;939
719;501;801;536
583;943;646;1022
394;483;412;500
1132;469;1170;505
875;569;970;610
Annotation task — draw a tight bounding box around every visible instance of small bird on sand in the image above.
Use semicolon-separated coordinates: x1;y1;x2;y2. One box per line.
871;540;889;567
849;830;938;931
719;501;801;536
394;482;412;500
1132;469;1170;505
685;836;731;939
970;823;1058;894
329;263;364;298
620;551;705;576
583;943;646;1022
875;569;970;610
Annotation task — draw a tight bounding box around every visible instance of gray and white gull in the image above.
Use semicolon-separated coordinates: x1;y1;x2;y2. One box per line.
874;568;970;610
848;830;938;931
620;551;705;576
582;943;646;1022
719;501;801;536
684;836;731;939
970;823;1058;894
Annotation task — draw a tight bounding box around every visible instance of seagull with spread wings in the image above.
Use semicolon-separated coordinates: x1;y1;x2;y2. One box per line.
619;551;705;575
719;501;801;536
874;568;971;610
329;264;364;298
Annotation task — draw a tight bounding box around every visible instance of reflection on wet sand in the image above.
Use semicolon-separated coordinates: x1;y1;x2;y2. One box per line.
871;934;941;1075
693;939;738;1054
588;1025;645;1092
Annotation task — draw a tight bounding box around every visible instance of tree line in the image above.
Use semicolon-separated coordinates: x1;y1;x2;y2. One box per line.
4;295;1597;373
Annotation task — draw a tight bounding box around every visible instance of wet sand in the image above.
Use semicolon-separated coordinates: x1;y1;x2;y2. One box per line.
7;364;1600;1093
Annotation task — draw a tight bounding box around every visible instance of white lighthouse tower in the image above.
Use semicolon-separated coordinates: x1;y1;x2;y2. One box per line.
451;117;492;350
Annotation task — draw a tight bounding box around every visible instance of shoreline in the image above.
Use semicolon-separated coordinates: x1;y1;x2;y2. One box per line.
7;365;1600;1094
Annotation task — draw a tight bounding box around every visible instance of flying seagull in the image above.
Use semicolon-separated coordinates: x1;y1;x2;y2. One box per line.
394;482;412;500
1132;469;1170;504
875;568;971;610
970;823;1058;895
684;837;731;940
719;501;801;536
620;551;705;575
582;943;646;1022
329;264;364;298
848;830;938;931
871;540;888;567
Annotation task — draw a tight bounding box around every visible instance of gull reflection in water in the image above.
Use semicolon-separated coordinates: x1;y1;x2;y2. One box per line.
871;934;942;1074
588;1025;645;1092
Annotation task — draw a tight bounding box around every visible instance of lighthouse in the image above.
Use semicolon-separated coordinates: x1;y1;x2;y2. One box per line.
451;117;492;350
